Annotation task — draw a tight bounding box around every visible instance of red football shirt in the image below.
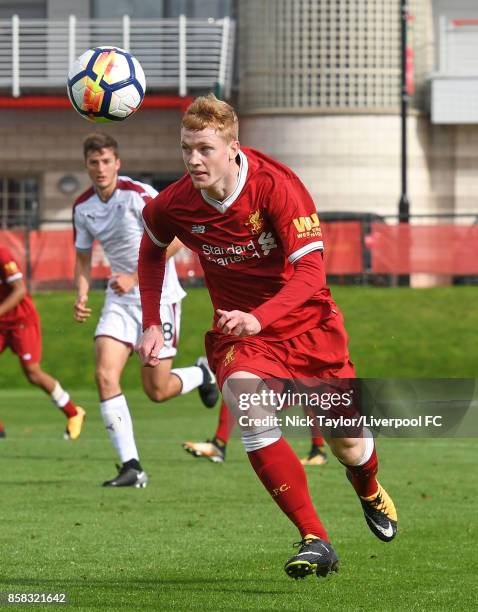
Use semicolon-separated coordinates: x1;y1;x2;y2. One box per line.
142;147;333;340
0;246;37;328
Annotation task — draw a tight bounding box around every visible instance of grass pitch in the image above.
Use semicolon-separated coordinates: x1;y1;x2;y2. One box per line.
1;287;477;610
0;391;476;611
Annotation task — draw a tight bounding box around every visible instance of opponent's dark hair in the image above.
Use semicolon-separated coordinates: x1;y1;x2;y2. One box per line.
83;132;119;159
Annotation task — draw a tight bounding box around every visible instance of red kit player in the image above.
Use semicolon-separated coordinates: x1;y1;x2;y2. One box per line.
137;94;397;579
0;245;85;439
183;399;328;466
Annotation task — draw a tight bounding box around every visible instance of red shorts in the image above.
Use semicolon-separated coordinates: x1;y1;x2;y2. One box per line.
0;310;42;364
206;308;355;390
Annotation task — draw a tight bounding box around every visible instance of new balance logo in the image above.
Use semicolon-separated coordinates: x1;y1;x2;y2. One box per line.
258;232;278;256
191;225;206;234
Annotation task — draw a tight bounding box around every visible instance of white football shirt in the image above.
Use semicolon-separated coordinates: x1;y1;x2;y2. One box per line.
73;176;185;305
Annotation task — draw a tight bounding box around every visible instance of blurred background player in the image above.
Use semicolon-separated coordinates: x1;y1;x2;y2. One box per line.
73;133;218;489
0;244;85;439
137;94;397;579
183;399;328;466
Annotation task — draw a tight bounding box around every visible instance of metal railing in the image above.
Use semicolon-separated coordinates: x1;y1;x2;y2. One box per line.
3;214;478;291
0;15;235;97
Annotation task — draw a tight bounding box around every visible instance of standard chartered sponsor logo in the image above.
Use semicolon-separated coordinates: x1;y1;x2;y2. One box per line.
201;232;277;266
258;232;278;255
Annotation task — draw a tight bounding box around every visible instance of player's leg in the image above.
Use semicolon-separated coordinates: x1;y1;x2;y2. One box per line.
303;310;396;542
140;302;219;407
182;399;232;462
12;317;85;439
327;433;397;542
0;333;8;437
141;357;181;400
95;335;147;488
300;404;327;466
222;370;338;579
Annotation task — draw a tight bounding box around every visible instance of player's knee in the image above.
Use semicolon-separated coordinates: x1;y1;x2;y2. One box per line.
144;385;169;403
23;365;42;386
95;366;118;395
328;436;364;464
222;370;264;420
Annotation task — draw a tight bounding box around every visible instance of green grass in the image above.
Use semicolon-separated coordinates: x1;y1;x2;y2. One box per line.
2;286;478;390
1;287;477;610
0;392;476;611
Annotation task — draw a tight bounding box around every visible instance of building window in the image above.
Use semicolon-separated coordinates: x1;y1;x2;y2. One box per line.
91;0;165;19
90;0;232;19
0;1;46;19
128;173;182;194
0;178;39;228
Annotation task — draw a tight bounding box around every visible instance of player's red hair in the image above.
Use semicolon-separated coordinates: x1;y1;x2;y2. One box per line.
182;93;239;142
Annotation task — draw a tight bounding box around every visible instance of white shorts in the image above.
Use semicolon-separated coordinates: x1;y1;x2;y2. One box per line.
95;300;181;359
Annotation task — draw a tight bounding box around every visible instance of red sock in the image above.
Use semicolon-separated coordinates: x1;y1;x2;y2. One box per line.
61;400;78;419
214;400;235;444
346;447;379;498
247;437;328;540
302;405;324;446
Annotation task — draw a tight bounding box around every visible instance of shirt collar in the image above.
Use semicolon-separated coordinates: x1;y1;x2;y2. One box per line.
200;149;249;213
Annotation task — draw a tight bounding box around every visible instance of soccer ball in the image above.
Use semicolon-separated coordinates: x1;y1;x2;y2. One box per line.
67;46;146;122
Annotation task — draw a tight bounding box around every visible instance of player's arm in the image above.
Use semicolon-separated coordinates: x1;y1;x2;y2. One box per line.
251;250;325;328
110;237;183;297
217;178;326;336
216;251;324;336
74;249;93;322
109;270;137;295
136;231;167;366
166;237;183;259
0;277;27;317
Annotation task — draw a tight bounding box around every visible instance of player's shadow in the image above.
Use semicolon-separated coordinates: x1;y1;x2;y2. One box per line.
1;480;74;486
0;576;291;595
0;453;112;463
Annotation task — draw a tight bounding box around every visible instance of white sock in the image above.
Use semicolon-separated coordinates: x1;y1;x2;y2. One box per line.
100;394;139;464
170;366;203;395
350;428;375;466
241;428;282;452
50;381;70;409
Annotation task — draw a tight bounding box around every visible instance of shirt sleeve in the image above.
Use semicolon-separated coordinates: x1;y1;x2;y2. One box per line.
0;248;23;283
131;182;159;219
141;197;176;248
251;250;326;330
138;231;166;329
266;177;324;263
73;208;94;251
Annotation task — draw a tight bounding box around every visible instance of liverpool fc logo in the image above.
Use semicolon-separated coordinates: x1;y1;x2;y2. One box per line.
247;210;264;235
224;345;235;366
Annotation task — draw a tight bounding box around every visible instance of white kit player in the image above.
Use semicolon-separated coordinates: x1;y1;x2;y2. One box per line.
73;133;218;488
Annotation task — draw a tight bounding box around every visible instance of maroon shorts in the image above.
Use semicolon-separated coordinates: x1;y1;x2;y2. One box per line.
206;308;355;390
0;310;42;364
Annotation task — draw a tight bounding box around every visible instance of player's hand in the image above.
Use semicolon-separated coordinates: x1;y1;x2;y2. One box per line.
109;272;137;296
74;295;92;322
136;325;164;367
216;309;261;337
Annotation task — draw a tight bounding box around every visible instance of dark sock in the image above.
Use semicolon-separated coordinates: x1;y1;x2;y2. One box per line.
123;458;142;471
